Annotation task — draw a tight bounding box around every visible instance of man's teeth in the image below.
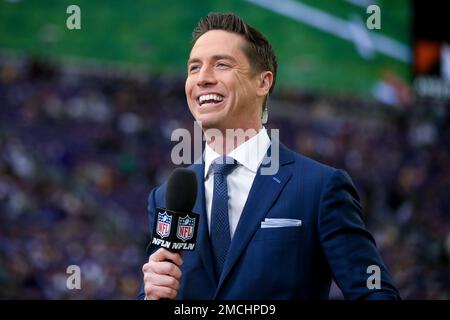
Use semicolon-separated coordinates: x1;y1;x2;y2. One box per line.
198;94;224;105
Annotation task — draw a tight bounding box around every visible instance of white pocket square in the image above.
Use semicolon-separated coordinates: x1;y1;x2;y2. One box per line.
260;218;302;228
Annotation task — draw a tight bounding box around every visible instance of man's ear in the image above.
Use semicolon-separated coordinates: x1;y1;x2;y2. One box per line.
256;71;273;97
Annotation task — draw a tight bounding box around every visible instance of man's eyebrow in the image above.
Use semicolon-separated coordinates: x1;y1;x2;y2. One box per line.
187;55;237;65
187;58;201;66
211;54;237;63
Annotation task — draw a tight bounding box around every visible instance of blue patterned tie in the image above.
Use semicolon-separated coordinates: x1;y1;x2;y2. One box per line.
210;156;237;278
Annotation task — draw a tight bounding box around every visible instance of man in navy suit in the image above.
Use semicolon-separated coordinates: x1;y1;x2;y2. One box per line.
139;12;400;300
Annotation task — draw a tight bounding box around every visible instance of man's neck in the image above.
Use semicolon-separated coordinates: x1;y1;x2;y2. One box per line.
205;125;263;155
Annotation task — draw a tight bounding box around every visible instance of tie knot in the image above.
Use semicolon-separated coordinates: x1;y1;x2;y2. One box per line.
211;156;237;176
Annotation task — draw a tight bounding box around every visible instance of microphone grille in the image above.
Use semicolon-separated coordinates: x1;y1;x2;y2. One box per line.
165;168;198;212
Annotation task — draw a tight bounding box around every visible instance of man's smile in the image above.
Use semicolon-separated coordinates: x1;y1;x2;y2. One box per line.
195;93;226;110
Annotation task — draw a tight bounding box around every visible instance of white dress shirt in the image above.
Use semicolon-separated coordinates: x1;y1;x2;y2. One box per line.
204;128;271;238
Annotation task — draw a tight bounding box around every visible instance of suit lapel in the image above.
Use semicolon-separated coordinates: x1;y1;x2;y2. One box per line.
191;163;218;286
214;143;294;297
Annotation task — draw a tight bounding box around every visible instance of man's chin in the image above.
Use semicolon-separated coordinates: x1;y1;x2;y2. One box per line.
194;116;222;131
198;122;220;133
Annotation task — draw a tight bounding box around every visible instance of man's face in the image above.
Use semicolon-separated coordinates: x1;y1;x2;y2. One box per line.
185;30;263;132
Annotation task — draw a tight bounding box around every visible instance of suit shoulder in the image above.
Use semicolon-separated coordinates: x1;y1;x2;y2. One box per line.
147;179;167;207
286;147;338;177
147;163;201;204
284;148;358;202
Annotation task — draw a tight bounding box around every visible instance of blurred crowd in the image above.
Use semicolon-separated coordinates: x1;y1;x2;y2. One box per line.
0;59;449;299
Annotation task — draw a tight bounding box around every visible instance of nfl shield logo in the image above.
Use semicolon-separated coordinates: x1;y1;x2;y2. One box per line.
156;211;172;238
177;215;195;241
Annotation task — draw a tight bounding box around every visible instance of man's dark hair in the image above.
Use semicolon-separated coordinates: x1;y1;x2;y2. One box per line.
192;12;277;109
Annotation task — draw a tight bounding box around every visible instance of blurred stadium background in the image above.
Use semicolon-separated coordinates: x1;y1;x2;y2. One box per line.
0;0;449;299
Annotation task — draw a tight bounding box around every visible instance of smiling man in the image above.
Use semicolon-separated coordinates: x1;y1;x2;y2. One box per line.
186;27;273;138
139;12;400;300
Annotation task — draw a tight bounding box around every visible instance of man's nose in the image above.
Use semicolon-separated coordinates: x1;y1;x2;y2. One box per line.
197;66;217;87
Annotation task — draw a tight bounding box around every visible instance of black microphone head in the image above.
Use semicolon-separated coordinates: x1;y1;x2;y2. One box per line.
165;168;197;212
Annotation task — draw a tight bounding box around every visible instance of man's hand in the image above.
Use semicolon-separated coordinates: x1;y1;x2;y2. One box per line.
142;248;183;300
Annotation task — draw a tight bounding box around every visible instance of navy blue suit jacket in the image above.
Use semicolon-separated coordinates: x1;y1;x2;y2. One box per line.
138;143;400;299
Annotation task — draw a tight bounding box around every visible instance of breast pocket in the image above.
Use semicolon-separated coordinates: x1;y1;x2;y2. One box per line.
252;226;302;242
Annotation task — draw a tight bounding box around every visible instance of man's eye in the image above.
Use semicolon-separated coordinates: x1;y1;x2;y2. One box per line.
217;63;229;69
189;65;200;73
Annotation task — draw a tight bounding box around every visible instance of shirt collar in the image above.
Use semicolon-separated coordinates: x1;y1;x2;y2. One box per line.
204;127;271;178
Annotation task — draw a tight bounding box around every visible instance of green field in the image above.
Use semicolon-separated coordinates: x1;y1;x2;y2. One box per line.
0;0;411;95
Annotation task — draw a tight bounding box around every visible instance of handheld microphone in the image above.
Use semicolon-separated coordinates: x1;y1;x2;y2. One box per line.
150;168;199;251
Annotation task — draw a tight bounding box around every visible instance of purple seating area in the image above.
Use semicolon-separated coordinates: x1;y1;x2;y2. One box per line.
0;59;449;299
